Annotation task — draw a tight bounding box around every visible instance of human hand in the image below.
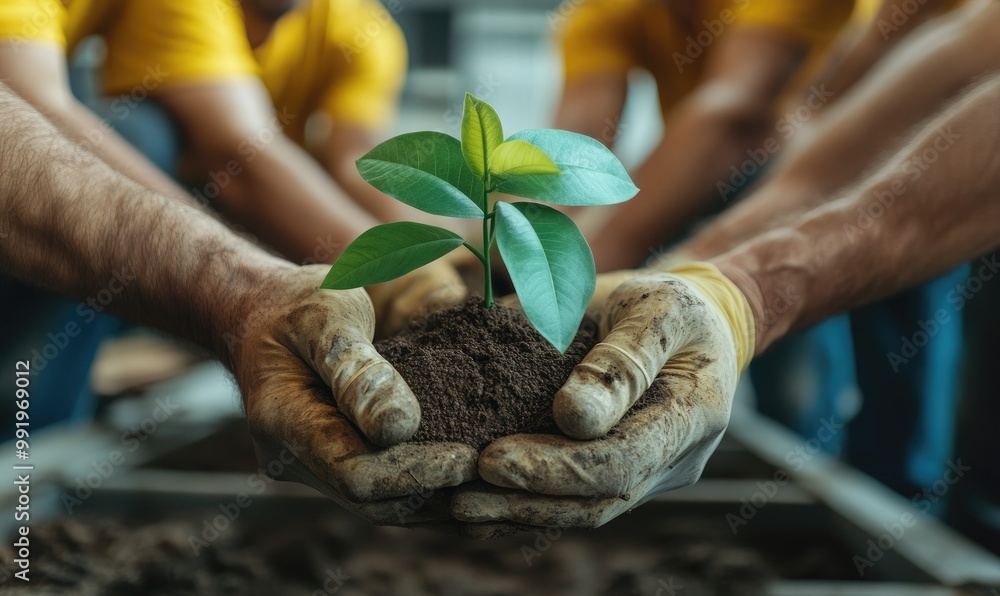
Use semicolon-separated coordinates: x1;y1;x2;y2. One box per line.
230;265;477;524
454;262;754;528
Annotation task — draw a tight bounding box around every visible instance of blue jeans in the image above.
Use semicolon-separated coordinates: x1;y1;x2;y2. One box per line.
753;266;968;510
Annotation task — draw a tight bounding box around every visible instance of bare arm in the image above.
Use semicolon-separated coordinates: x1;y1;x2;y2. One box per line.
810;0;959;101
554;72;628;149
0;44;190;202
714;74;1000;353
0;82;290;364
157;80;380;264
682;0;1000;259
588;28;805;271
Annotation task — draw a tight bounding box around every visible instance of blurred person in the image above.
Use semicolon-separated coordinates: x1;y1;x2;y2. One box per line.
453;70;1000;534
0;0;419;260
674;0;1000;503
554;0;855;271
0;0;464;435
552;0;963;270
549;0;988;503
0;84;476;522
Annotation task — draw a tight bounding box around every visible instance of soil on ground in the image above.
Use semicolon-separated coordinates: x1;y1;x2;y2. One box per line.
375;299;661;450
0;513;786;596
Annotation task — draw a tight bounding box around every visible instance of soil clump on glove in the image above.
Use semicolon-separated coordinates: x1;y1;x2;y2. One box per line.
375;298;662;450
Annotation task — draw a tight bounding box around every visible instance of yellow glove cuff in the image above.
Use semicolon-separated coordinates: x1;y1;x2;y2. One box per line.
663;262;756;375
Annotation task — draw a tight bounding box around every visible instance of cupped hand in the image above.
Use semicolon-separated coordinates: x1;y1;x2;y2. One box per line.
453;263;755;528
230;265;477;524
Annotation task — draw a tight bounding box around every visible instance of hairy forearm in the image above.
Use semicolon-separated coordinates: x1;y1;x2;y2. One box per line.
684;1;1000;260
0;46;190;204
779;0;999;195
0;85;292;364
714;74;1000;353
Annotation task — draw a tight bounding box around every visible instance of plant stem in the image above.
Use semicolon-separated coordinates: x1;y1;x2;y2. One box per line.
462;242;486;264
481;183;494;308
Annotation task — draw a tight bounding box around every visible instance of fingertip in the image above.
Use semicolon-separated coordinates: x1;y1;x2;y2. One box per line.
478;439;532;490
553;381;616;440
451;490;511;523
361;393;421;447
338;358;421;447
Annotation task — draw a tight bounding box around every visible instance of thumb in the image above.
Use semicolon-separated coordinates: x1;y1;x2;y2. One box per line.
554;275;695;439
287;288;421;446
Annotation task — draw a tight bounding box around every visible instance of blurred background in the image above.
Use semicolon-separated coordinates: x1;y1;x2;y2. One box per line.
4;0;1000;594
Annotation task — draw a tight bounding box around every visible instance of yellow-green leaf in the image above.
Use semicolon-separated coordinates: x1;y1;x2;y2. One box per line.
461;93;504;178
489;140;560;177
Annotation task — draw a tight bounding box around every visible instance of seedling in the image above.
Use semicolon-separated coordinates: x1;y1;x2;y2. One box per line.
321;94;638;352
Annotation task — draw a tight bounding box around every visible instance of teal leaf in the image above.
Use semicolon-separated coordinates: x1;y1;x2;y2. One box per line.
321;222;465;289
495;129;638;205
356;132;484;218
494;202;596;352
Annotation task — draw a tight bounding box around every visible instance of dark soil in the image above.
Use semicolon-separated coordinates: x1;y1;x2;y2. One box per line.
0;512;783;596
375;299;661;450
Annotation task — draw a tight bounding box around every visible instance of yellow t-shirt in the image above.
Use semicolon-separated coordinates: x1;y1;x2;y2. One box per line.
0;0;407;138
254;0;408;140
559;0;857;114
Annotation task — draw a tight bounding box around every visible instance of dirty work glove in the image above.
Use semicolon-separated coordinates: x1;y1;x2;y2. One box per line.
367;260;467;337
233;266;477;525
452;262;754;528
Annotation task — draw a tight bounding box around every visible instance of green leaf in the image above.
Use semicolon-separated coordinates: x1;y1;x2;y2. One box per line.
461;93;504;178
495;129;639;206
495;202;596;352
489;140;560;177
357;132;484;218
321;222;465;289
